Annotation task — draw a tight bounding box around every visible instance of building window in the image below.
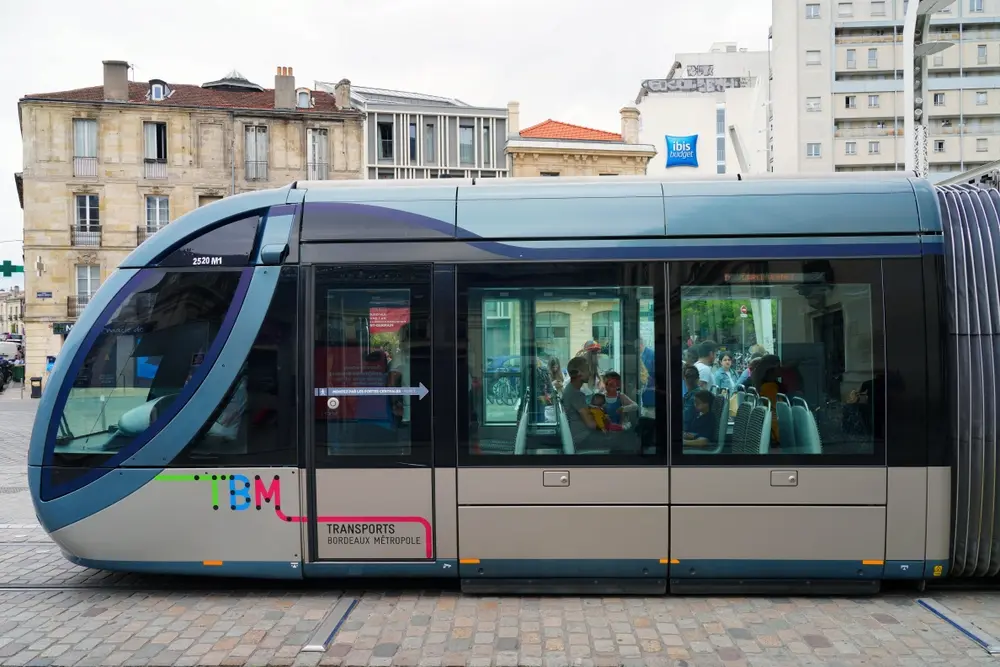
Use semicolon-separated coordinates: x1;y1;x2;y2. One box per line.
978;44;987;64
308;128;329;180
74;264;100;315
150;84;165;101
409;122;417;162
845;95;857;109
459;123;475;165
806;97;821;112
806;50;821;65
806;3;820;18
846;49;857;68
868;94;880;108
716;137;726;163
971;0;984;11
72;118;97;177
145;195;169;232
73;194;100;247
934;140;945;153
839;2;853;15
977;91;988;105
482;125;492;167
871;1;886;15
845;141;857;155
978;138;988;152
297;90;311;108
806;142;821;158
933;52;944;66
377;121;394;160
142;122;167;179
869;140;880;154
934;93;946;106
424;123;436;163
540;172;560;176
868;48;878;68
244;125;269;181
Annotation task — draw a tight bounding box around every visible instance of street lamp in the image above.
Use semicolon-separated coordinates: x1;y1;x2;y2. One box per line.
904;0;956;177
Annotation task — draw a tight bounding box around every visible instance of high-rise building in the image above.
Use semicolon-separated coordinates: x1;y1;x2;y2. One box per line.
771;0;1000;180
635;43;771;177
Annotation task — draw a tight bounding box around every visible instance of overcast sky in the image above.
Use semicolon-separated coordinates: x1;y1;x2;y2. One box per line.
0;0;770;290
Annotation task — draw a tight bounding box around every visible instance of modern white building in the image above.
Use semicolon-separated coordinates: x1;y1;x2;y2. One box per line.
635;43;771;177
314;82;509;180
771;0;1000;180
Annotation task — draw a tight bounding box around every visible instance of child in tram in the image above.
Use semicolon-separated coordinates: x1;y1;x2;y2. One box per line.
602;371;637;428
587;393;611;431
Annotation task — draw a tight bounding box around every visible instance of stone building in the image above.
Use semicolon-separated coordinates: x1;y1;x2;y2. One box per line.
0;286;24;336
504;103;657;177
15;59;364;380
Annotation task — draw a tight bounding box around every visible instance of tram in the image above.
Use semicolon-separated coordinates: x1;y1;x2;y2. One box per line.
26;173;995;594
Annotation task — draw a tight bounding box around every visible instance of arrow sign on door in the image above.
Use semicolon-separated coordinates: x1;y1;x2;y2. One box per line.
315;383;430;400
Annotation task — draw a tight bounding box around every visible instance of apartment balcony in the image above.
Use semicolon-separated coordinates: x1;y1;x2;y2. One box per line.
71;225;101;247
67;295;89;318
308;162;329;180
245;160;269;181
73;156;97;178
144;159;167;179
136;224;165;246
834;127;903;138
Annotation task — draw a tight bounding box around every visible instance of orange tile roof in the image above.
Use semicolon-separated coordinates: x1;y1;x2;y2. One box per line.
519;119;622;142
22;81;347;113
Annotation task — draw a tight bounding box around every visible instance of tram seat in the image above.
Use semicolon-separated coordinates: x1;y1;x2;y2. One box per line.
731;396;756;453
555;400;576;455
790;396;822;454
513;390;532;455
775;393;798;451
748;397;772;454
708;394;727;454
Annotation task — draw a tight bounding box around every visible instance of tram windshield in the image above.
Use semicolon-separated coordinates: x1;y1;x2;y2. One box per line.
51;269;245;461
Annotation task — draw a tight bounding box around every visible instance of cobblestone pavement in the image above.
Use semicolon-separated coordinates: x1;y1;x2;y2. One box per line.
6;391;1000;665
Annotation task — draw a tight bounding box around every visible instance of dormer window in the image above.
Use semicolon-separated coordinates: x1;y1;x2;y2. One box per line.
296;89;312;109
149;79;170;101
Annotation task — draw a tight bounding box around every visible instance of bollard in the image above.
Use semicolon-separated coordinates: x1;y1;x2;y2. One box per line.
29;376;41;399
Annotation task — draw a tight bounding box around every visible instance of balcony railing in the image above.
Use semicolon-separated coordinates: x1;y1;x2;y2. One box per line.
71;225;101;247
136;224;165;246
73;156;97;177
67;295;90;318
245;160;269;181
144;159;167;179
308;162;329;180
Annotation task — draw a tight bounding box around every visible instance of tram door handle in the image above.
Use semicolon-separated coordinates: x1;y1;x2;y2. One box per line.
770;470;799;487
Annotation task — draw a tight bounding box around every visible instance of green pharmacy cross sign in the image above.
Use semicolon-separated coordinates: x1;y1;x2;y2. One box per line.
0;260;23;278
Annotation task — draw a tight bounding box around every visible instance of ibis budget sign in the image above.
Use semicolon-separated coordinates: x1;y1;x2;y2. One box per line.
665;135;699;168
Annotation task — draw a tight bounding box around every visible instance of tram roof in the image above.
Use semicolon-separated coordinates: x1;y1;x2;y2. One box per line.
121;173;941;268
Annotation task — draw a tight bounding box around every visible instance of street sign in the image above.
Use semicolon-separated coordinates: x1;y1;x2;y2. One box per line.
0;260;24;278
740;305;748;319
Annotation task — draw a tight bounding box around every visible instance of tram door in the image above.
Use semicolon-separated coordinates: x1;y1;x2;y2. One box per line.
308;264;438;564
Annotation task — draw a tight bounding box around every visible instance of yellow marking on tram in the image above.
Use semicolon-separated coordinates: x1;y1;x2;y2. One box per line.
862;559;884;565
669;559;680;564
203;560;224;566
459;558;480;564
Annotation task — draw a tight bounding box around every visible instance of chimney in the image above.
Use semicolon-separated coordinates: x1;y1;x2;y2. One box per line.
102;60;130;102
620;106;640;144
274;66;295;110
333;78;352;109
506;101;520;138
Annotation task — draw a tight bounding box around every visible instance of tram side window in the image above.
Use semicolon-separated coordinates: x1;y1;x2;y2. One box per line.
677;262;882;458
171;266;298;466
50;269;246;467
465;268;657;459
